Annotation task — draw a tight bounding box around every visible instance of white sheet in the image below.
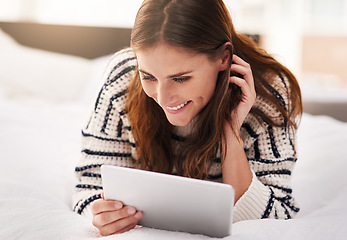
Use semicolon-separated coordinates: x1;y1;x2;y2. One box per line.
1;98;347;240
1;29;347;240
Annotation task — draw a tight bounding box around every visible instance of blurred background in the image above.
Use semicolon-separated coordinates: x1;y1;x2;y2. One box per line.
0;0;346;120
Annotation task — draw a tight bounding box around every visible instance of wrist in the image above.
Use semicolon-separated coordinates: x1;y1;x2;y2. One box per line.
224;121;242;144
222;130;252;202
225;130;243;152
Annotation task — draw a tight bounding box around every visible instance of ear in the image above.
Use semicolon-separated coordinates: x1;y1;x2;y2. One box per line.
218;42;232;71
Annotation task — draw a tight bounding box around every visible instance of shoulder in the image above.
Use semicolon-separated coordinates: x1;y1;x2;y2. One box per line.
251;73;290;125
103;48;137;78
85;48;137;137
254;73;290;121
241;73;292;148
95;48;137;112
101;48;137;94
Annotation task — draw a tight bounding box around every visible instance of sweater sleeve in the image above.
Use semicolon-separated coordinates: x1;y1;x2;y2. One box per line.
234;75;300;221
72;49;138;217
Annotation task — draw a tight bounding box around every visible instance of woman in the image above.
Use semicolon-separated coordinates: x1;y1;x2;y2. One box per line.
73;0;302;236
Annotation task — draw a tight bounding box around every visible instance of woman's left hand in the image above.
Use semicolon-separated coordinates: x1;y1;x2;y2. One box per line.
228;55;256;131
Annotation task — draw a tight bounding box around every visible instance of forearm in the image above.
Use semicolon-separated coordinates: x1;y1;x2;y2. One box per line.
233;171;300;221
222;133;299;219
232;115;300;221
222;133;252;203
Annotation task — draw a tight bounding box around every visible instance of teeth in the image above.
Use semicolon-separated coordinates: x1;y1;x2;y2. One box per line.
167;101;189;111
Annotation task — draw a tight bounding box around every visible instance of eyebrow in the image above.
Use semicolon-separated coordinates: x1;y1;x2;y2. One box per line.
139;69;193;78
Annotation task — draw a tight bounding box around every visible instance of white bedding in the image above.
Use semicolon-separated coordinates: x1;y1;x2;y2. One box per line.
1;28;347;240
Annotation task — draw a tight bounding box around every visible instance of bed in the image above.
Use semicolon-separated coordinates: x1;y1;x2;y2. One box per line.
1;22;347;240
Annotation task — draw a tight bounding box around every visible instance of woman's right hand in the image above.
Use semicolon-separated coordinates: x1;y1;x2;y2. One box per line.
91;195;143;236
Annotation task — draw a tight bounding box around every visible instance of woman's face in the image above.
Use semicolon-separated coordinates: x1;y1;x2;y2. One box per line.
136;42;227;127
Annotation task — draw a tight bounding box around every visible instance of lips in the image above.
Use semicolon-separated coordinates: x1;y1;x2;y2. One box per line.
166;101;191;111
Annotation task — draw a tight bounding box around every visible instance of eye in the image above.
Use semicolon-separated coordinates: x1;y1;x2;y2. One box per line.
142;74;156;81
173;76;191;83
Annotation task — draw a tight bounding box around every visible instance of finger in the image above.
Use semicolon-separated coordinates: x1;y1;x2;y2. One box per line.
90;199;123;215
230;73;256;102
93;206;138;228
232;55;250;67
229;76;253;99
117;222;138;234
230;64;253;80
231;55;254;82
99;219;136;236
230;65;255;92
99;211;143;236
230;64;248;76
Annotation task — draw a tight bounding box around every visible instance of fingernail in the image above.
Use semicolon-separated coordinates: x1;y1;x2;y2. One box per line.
135;212;142;219
115;202;122;209
127;207;136;215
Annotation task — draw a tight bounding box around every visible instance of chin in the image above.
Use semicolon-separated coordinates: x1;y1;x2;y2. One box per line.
167;118;191;127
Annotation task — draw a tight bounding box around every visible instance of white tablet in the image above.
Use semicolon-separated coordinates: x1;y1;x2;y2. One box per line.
101;165;234;238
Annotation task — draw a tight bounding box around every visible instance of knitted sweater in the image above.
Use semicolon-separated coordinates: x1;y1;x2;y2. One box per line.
73;48;300;221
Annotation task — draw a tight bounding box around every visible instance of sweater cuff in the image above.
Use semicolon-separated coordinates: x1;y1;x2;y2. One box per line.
233;170;271;222
80;205;93;218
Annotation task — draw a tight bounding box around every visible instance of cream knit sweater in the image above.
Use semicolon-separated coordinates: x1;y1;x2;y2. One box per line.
73;48;300;222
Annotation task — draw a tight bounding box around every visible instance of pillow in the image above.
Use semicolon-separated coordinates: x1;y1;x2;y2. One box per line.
0;28;91;102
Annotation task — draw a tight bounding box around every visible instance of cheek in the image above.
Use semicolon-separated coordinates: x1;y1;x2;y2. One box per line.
199;74;218;101
201;85;216;105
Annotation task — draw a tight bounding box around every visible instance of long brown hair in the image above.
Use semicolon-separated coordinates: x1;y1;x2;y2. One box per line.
126;0;302;178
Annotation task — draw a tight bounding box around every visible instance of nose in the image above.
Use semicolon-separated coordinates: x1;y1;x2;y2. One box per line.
156;81;174;107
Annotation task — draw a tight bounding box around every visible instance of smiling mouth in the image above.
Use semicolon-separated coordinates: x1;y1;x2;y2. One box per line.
166;101;191;111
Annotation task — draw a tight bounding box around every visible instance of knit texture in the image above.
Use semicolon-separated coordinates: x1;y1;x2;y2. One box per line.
73;48;300;221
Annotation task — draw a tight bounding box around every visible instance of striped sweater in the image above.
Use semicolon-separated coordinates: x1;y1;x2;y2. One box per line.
73;48;300;222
